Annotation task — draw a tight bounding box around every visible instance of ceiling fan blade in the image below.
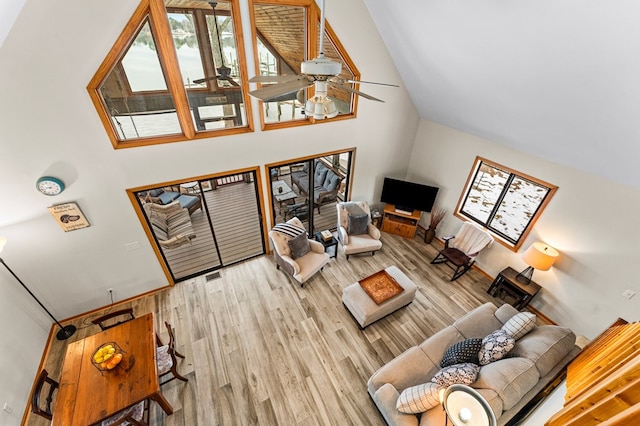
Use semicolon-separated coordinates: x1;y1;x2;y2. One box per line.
249;75;302;84
192;76;218;84
328;81;384;102
220;76;240;86
331;78;399;88
249;77;313;101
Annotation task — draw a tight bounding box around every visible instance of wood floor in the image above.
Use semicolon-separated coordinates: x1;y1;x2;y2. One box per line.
26;231;510;426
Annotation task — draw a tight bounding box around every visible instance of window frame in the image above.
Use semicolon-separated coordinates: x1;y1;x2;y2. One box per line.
87;0;254;149
250;0;361;131
454;157;558;251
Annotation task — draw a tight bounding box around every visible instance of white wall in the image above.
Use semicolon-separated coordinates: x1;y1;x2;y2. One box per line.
408;119;640;339
0;264;50;425
0;0;419;420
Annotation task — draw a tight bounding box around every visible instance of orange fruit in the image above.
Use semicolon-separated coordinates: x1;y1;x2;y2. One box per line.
112;353;123;365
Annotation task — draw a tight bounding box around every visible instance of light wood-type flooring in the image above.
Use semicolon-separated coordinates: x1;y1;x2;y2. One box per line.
26;231;512;426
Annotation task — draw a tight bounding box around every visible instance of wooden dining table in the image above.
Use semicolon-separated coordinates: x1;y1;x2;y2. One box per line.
52;313;173;426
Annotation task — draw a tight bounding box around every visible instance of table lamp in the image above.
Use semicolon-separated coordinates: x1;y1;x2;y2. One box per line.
0;237;76;340
516;241;559;285
442;384;497;426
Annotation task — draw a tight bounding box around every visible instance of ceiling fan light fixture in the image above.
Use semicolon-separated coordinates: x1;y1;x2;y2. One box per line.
305;95;338;120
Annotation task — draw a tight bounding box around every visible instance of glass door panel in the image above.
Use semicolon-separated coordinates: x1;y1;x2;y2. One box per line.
136;170;264;282
268;150;353;235
207;173;264;264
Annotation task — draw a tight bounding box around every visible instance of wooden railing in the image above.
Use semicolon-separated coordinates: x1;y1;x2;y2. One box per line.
546;318;640;426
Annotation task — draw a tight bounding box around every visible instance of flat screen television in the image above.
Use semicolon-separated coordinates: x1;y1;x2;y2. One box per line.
380;177;439;212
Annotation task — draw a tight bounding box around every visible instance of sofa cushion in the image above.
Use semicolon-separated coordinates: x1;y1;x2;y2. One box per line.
502;312;537;340
454;303;505;339
440;338;483;368
396;382;442;414
323;171;341;191
479;330;515;365
431;363;480;387
474;357;540;411
314;164;328;186
158;191;180;205
288;232;310;259
510;325;576;377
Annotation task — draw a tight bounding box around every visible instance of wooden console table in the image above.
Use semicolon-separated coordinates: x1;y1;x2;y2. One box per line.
488;267;541;309
381;204;421;238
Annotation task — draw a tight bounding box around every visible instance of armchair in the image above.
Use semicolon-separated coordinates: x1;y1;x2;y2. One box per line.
336;202;382;260
268;217;331;286
430;221;494;280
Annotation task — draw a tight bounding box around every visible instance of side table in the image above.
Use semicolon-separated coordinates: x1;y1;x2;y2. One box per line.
314;232;338;259
488;267;541;310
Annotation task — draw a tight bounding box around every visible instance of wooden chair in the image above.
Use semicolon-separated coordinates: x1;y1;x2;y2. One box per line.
157;321;188;385
31;369;58;420
31;369;147;425
91;308;135;331
430;222;494;281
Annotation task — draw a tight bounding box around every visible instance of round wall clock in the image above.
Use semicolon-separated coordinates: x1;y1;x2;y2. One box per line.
36;176;65;196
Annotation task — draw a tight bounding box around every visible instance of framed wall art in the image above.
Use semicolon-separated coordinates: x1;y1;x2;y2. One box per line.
48;202;91;232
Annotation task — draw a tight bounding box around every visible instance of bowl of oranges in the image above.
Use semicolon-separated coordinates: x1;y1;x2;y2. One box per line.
91;342;124;372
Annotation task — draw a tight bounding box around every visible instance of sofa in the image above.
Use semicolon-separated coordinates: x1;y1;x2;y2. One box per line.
368;302;580;426
141;188;202;216
290;160;342;212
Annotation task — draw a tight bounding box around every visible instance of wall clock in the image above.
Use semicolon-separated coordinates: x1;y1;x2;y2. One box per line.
36;176;65;196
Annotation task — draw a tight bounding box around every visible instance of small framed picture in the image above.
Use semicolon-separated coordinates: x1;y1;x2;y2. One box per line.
48;202;91;232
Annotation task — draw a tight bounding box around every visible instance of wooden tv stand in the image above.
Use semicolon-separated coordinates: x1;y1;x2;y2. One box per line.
381;204;421;238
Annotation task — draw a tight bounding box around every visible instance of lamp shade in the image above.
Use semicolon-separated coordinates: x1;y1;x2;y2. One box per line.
443;384;496;426
0;236;6;254
304;80;339;120
522;242;559;271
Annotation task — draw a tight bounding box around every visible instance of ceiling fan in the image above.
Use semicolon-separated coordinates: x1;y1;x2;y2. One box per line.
248;0;397;119
193;2;239;87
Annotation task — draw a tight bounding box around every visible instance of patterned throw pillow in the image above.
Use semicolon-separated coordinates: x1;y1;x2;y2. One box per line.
272;223;305;239
502;312;537;340
478;329;516;365
396;382;442;414
440;338;483;368
431;363;480;387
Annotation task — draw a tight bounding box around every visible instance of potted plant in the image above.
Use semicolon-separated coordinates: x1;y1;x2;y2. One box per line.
424;207;446;244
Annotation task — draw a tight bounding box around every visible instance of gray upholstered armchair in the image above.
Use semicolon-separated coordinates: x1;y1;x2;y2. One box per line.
336;201;383;260
268;217;331;286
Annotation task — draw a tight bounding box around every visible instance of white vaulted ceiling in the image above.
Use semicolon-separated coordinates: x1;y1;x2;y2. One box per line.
363;0;640;189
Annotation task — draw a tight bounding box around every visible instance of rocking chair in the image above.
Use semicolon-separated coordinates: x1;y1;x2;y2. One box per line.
431;222;493;281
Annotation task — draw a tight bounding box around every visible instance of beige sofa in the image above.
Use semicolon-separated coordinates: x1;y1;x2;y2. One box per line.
368;302;580;425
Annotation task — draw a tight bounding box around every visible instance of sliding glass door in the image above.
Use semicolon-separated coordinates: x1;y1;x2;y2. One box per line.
267;150;353;235
134;170;265;282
